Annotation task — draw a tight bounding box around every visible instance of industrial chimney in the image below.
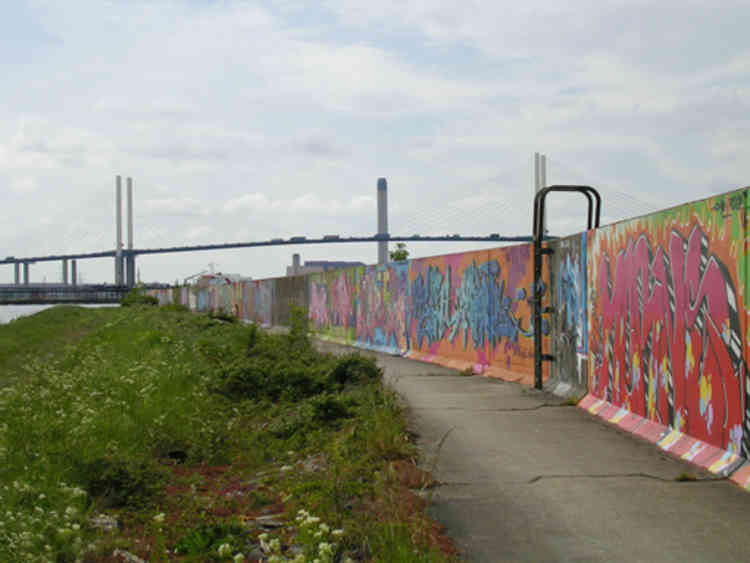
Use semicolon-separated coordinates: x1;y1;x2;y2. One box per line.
377;178;388;265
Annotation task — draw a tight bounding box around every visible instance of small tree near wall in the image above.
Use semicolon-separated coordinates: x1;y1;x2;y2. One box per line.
389;242;409;262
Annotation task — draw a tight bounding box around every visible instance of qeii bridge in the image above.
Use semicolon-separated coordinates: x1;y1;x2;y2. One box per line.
0;234;532;305
1;174;544;305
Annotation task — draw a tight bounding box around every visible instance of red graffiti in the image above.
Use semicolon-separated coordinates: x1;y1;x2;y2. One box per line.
592;225;745;453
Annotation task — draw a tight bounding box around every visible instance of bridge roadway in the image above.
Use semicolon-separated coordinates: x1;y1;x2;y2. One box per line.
318;341;750;563
0;284;166;305
0;234;533;265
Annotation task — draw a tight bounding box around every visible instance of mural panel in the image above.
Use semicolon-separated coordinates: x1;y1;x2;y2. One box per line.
309;268;358;342
484;244;543;380
588;189;748;454
252;280;274;326
355;263;409;354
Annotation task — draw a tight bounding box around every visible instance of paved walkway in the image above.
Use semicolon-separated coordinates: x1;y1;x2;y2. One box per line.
317;341;750;562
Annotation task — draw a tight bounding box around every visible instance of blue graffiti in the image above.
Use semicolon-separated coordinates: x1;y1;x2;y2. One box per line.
411;259;548;350
411;264;451;348
557;233;587;353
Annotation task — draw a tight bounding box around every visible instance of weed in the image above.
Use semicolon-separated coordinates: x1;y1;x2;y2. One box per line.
675;472;698;482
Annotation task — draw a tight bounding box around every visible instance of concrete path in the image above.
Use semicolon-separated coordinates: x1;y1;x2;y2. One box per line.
317;341;750;562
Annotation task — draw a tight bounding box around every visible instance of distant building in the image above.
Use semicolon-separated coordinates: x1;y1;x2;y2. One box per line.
194;273;248;287
286;253;364;276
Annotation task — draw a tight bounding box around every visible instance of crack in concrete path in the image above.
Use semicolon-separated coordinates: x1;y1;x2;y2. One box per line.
526;473;727;484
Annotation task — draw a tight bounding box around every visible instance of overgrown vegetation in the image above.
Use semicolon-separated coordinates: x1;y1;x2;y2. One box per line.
0;305;456;561
120;288;159;307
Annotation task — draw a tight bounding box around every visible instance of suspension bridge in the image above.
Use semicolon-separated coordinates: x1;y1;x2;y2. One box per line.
1;156;660;306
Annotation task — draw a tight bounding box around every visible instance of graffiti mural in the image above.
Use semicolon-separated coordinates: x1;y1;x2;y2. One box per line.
589;190;748;454
356;263;409;353
309;268;358;342
406;247;543;376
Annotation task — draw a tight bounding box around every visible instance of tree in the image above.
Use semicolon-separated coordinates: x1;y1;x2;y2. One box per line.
389;242;409;262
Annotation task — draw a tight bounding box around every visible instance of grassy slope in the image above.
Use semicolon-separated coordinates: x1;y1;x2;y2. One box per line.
0;305;456;562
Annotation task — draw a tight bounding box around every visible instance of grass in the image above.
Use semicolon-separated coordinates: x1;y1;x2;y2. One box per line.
0;305;458;562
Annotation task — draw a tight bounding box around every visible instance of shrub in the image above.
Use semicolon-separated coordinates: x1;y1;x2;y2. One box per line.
75;456;165;508
121;288;159;307
329;353;382;387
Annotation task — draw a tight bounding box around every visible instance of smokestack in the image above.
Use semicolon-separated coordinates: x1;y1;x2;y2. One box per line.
115;175;123;284
292;253;301;275
377;178;388;265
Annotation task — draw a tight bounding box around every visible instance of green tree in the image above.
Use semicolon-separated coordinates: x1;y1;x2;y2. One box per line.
389;242;409;262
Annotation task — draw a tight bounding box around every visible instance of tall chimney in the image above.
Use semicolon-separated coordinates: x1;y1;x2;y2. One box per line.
377;178;388;265
115;175;123;284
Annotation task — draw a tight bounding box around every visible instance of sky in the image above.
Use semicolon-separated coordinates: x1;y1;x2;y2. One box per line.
1;0;748;285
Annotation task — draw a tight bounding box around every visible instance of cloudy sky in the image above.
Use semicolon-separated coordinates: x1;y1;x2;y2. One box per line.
1;0;748;285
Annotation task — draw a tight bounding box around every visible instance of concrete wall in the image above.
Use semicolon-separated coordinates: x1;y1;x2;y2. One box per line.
587;188;748;457
146;186;750;475
306;245;547;383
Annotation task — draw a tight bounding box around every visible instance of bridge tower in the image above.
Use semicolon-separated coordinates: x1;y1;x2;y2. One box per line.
115;176;124;285
126;177;135;287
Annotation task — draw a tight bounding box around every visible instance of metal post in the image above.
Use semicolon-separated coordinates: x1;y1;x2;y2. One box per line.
377;178;388;265
71;260;78;286
115;175;123;285
23;263;29;285
540;154;547;235
14;263;20;285
62;259;69;285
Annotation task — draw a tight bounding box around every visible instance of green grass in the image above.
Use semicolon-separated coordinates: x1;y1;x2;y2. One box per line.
0;305;458;562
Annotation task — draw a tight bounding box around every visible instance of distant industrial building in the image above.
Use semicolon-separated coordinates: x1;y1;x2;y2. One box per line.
286;253;364;276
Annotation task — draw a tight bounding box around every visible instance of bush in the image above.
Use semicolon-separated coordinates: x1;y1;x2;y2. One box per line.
76;456;165;508
209;309;238;323
160;303;190;313
120;288;159;307
329;353;382;387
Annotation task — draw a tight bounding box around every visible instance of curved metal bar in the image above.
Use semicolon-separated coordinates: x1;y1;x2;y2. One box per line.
531;184;602;390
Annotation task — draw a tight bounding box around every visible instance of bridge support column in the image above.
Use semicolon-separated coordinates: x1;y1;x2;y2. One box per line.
14;263;20;285
23;263;29;285
126;255;136;288
62;259;69;285
71;260;78;286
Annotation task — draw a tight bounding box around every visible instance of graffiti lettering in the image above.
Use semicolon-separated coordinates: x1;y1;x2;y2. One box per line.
593;225;746;453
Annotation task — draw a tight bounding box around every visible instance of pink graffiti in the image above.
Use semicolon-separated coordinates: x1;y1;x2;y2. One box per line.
593;225;745;453
309;283;329;328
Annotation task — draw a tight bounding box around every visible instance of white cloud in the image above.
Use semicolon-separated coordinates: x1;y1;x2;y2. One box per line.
9;177;37;193
143;197;208;216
